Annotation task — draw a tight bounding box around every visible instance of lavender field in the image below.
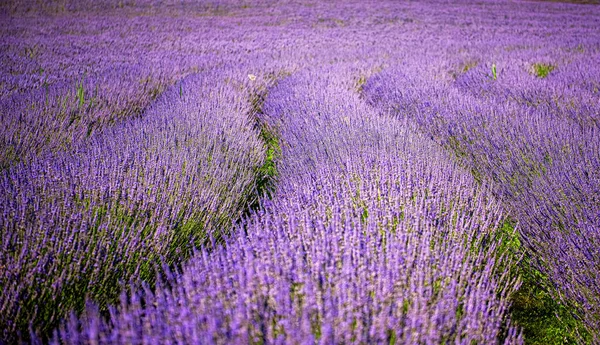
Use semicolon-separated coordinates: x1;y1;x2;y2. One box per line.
1;0;599;344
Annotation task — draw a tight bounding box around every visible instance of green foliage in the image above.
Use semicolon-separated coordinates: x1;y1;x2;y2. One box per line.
76;79;85;108
492;63;498;80
387;329;397;345
511;278;588;344
497;221;591;345
533;63;555;78
167;218;206;265
257;125;280;199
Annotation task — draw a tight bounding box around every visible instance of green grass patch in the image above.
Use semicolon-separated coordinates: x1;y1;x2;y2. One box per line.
497;220;590;344
255;124;280;201
246;76;282;211
533;63;555;78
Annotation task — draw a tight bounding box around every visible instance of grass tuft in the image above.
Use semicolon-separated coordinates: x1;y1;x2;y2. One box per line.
76;79;85;108
533;63;555;78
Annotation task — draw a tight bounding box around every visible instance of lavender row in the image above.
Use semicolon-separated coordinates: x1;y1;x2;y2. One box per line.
0;71;265;342
0;10;297;169
53;68;522;344
0;67;169;170
0;12;238;169
362;53;600;341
